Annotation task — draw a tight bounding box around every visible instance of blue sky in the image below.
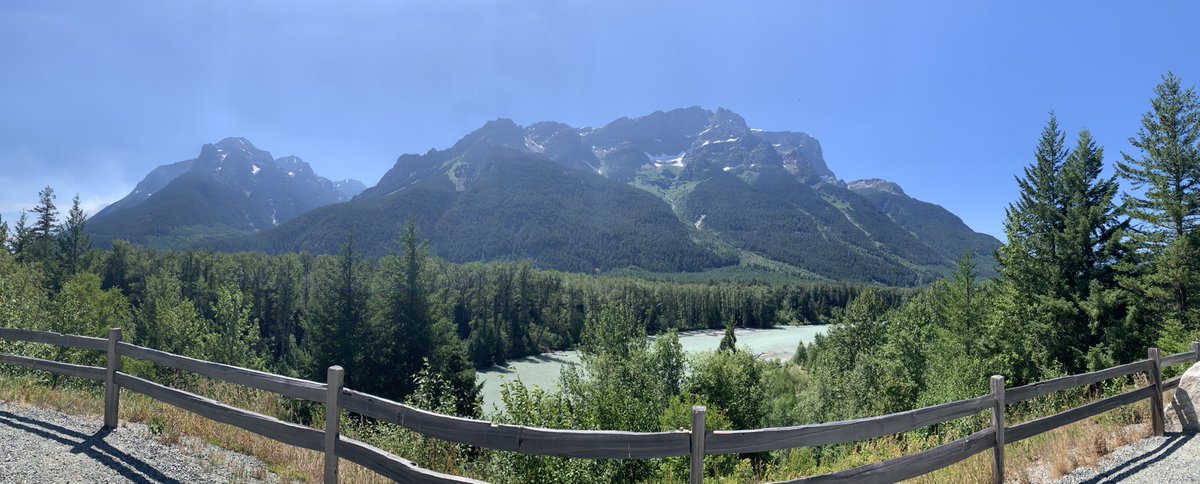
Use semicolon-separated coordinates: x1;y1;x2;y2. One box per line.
1;1;1198;238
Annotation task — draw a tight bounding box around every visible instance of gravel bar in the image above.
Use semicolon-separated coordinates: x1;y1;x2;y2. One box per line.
1050;432;1200;483
0;400;281;483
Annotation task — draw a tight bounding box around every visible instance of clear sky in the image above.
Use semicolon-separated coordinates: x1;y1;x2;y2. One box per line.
2;1;1198;238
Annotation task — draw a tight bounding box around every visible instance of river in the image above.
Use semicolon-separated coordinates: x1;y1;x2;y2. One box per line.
477;324;829;412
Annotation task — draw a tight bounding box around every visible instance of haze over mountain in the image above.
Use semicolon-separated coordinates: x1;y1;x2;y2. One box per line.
201;107;1001;285
87;137;362;248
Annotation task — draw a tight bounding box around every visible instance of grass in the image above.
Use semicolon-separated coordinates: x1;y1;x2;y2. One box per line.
0;371;392;483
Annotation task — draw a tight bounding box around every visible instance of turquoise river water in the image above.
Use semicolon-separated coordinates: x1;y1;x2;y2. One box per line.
477;324;829;412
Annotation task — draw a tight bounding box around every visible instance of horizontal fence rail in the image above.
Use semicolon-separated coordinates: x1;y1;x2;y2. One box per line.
777;428;997;484
707;394;992;454
1006;385;1156;444
340;388;693;459
0;327;1197;483
0;328;107;352
1006;359;1152;404
115;341;327;402
0;352;106;381
338;436;485;484
114;372;325;451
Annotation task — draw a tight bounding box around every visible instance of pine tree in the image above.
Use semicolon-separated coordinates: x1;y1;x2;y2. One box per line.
31;186;57;238
363;221;436;400
1116;73;1200;332
999;114;1068;297
11;211;32;261
0;214;8;254
999;117;1129;371
1059;130;1125;294
718;322;737;353
304;235;369;384
24;187;59;265
57;195;91;280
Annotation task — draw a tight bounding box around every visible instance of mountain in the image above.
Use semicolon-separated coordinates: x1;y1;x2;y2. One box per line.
88;137;360;248
216;123;726;272
213;108;999;284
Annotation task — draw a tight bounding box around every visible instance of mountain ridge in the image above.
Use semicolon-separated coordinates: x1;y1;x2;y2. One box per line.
90;108;1000;285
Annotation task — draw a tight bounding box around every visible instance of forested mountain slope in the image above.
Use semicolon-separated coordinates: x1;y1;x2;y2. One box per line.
101;109;997;284
87;137;362;248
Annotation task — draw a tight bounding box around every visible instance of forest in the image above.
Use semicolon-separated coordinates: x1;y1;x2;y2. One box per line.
2;73;1200;482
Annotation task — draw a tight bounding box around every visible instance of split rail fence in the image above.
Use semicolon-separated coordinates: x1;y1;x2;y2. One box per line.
0;326;1197;484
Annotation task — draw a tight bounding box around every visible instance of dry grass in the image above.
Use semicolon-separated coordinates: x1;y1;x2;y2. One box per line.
0;372;395;483
907;389;1156;484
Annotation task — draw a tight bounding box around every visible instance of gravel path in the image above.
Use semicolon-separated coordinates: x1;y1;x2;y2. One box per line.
1050;432;1200;483
0;400;281;483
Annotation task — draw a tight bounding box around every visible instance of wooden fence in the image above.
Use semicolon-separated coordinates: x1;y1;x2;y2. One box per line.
0;326;1197;483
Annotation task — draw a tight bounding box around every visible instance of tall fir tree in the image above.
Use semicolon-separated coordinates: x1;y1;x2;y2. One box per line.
363;221;436;400
304;234;370;385
24;187;59;264
999;113;1068;298
57;195;91;281
11;211;32;262
1116;73;1200;335
0;214;8;254
1000;117;1129;372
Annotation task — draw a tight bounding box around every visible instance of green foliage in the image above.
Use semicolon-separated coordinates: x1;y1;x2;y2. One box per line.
303;235;370;384
718;323;737;353
686;349;766;430
1116;73;1200;346
136;273;205;358
999;115;1129;373
203;284;263;369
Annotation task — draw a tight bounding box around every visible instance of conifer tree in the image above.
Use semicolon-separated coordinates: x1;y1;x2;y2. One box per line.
1116;73;1200;333
718;322;737;353
304;235;369;384
364;221;435;400
32;186;57;239
11;211;32;261
0;214;8;254
1000;117;1129;371
57;195;91;280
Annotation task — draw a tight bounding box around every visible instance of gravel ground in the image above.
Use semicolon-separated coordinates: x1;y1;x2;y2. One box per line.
0;400;281;483
1049;432;1200;483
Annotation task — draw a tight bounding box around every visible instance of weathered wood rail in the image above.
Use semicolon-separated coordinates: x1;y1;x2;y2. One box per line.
0;327;1197;483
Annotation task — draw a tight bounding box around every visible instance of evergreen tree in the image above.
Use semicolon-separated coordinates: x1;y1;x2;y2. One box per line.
304;235;370;384
718;322;737;353
57;195;91;281
999;117;1129;371
1116;73;1200;333
999;114;1068;296
22;187;59;265
364;221;436;400
0;214;8;254
11;211;32;261
31;186;57;239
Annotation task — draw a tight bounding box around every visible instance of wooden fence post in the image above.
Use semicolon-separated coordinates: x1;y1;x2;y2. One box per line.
990;375;1005;484
1149;348;1164;437
1193;341;1200;363
691;405;706;484
104;328;121;429
324;366;344;484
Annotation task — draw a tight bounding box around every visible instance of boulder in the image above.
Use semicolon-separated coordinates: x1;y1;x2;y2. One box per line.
1165;361;1200;433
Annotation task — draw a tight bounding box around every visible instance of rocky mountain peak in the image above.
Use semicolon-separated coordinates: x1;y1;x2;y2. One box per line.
848;178;906;196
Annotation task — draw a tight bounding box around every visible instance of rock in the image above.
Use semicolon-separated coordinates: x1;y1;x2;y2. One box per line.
1165;361;1200;432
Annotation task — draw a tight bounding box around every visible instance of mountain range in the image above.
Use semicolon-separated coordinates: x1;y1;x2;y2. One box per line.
87;137;364;248
89;108;1000;285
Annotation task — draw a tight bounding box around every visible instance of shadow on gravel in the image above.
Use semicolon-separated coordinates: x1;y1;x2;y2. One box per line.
1077;433;1194;483
0;410;181;483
